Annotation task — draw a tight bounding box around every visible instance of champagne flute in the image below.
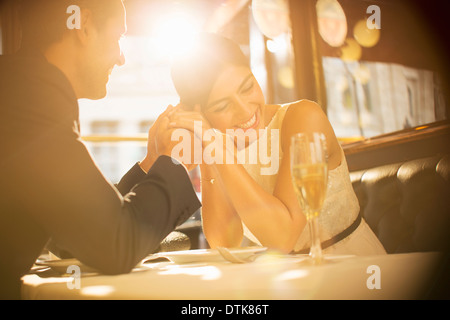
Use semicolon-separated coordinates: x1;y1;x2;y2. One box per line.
290;132;328;264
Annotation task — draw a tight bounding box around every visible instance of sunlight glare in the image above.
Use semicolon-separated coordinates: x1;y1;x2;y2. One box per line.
159;265;222;281
80;285;115;297
152;12;202;60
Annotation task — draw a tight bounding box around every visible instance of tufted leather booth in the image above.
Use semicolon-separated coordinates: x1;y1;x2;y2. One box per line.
350;154;450;254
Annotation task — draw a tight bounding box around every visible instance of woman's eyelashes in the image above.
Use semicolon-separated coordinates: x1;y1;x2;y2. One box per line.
212;81;255;113
240;80;254;94
213;103;229;113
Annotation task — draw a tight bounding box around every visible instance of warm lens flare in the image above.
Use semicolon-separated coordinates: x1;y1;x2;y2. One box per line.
152;12;202;59
353;19;380;48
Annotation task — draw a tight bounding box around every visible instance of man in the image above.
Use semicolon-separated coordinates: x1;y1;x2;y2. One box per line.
0;0;201;299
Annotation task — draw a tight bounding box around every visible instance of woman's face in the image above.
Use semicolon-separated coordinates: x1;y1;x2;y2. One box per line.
203;64;266;140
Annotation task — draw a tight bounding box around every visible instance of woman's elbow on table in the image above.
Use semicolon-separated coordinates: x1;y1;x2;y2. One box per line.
258;228;302;254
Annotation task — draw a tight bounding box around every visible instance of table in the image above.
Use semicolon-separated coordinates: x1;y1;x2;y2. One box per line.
21;250;443;300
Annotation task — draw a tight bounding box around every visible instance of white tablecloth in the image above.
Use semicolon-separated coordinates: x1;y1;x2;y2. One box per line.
21;251;443;300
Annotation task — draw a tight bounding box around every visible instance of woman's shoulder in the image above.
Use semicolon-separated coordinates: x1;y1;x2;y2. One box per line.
280;99;342;169
284;99;324;117
275;100;318;150
280;99;328;136
264;100;323;129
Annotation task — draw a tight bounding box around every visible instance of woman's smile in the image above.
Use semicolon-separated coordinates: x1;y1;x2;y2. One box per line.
234;108;261;131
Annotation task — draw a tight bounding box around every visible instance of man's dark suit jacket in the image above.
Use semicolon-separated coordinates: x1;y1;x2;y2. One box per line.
0;49;201;299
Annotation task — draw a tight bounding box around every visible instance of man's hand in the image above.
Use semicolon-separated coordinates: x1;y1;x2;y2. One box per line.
139;105;174;173
140;104;198;173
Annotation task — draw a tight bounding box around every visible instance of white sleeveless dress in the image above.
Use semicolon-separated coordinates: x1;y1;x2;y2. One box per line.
237;104;386;256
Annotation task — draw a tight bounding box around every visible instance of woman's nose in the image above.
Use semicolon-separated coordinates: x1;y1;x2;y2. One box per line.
231;94;252;119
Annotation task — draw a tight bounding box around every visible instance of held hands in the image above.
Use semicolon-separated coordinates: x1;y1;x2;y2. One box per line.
141;103;237;173
167;104;210;168
168;104;212;142
168;104;236;166
140;105;196;172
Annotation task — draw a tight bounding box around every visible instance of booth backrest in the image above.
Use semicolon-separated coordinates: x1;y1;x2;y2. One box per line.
350;154;450;254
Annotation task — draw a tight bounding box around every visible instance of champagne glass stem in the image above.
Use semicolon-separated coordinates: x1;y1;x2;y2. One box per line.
308;214;323;264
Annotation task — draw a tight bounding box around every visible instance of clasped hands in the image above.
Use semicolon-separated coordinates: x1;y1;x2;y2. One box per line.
139;104;234;173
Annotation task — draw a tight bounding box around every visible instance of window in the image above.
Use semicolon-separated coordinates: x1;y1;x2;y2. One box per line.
314;0;448;139
323;58;444;138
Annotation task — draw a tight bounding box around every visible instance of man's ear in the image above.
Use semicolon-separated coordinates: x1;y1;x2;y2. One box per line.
74;9;94;46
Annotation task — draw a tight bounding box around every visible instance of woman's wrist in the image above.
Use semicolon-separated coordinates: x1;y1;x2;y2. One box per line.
200;163;219;185
202;177;216;185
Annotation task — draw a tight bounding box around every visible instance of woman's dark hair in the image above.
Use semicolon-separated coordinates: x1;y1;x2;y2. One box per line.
171;33;250;110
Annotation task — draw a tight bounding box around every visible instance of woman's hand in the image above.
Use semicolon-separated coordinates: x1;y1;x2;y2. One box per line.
168;104;237;166
168;104;214;166
168;104;212;141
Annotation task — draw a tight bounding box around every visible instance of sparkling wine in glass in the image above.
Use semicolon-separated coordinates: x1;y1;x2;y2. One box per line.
290;132;328;264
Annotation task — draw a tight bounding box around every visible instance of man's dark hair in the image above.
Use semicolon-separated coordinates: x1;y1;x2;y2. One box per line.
19;0;122;51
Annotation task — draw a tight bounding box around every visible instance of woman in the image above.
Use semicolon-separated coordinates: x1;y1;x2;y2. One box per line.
169;33;386;255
